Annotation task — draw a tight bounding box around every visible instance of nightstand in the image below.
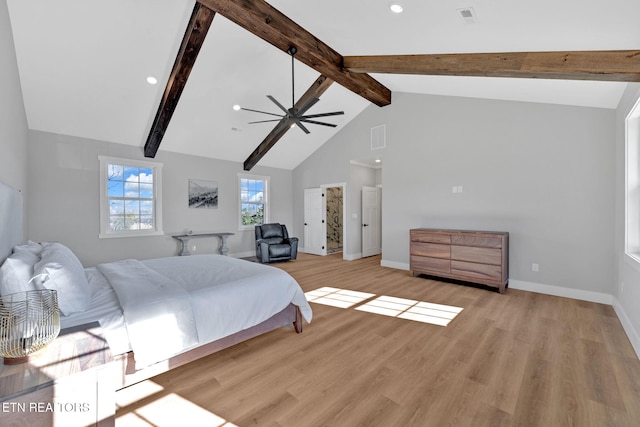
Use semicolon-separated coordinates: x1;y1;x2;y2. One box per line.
0;322;115;426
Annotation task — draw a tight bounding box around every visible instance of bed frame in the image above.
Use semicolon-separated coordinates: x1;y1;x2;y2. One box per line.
0;179;304;391
115;303;302;389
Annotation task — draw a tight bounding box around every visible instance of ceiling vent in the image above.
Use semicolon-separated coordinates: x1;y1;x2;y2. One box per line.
457;7;478;24
371;125;386;150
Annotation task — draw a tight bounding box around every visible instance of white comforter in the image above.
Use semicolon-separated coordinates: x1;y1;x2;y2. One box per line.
92;255;312;369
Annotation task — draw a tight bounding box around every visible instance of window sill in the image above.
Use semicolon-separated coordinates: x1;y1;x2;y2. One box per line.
624;252;640;274
99;230;164;239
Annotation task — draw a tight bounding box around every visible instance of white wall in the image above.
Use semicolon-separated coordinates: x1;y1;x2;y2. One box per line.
26;130;293;266
0;0;28;194
294;92;616;299
614;83;640;356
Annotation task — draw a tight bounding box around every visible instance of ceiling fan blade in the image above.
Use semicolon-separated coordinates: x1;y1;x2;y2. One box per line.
299;118;338;128
297;98;320;116
248;119;284;124
241;107;284;118
292;118;311;134
267;95;290;115
301;111;345;119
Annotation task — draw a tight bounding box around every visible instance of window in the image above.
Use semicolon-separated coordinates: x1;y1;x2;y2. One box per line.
626;97;640;263
99;156;163;238
239;174;269;229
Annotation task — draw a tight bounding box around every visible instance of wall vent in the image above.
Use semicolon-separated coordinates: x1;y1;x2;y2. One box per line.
457;7;477;24
371;124;386;150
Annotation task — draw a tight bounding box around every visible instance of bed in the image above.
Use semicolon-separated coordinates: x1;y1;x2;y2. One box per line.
0;180;312;389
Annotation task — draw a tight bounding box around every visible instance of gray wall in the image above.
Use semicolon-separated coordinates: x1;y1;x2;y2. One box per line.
26;130;293;266
0;0;28;194
294;92;616;295
615;83;640;354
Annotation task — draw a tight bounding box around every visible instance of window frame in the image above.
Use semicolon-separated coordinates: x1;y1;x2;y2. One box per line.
98;155;164;239
238;173;269;231
626;97;640;266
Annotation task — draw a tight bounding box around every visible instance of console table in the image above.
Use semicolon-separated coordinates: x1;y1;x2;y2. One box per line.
0;322;115;426
410;229;509;293
172;232;234;256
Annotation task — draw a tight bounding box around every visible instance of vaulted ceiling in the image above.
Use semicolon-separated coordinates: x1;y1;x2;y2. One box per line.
7;0;639;170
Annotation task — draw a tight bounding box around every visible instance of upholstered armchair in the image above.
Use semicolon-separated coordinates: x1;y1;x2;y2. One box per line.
255;223;298;263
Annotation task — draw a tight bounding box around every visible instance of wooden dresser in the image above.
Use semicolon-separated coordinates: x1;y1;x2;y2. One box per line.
410;229;509;293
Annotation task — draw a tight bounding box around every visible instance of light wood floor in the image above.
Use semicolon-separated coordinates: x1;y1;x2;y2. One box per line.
115;253;640;427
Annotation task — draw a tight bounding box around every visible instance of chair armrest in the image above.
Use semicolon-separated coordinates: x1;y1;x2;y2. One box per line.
288;237;299;259
259;241;271;263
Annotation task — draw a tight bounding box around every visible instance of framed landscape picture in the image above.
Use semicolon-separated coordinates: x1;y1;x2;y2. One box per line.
188;179;218;209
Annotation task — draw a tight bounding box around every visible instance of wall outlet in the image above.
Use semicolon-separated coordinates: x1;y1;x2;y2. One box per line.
532;263;539;272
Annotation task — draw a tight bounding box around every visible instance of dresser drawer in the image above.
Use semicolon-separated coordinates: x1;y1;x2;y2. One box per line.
411;230;451;244
411;255;450;275
411;242;450;259
451;260;502;281
451;234;503;248
451;245;502;265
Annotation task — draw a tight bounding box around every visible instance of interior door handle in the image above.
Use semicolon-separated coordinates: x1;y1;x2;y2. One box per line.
363;224;369;227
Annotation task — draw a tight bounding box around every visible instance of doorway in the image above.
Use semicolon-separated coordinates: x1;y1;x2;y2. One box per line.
303;183;346;258
325;186;344;254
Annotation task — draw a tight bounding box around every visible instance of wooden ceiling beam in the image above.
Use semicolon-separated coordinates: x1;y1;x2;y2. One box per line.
343;50;640;82
199;0;391;107
244;75;334;171
144;3;216;158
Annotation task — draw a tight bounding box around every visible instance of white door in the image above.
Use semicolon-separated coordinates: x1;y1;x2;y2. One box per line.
362;186;381;257
304;188;326;255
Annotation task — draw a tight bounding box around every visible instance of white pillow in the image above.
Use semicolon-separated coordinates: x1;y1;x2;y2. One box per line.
0;250;40;297
33;242;91;315
12;240;44;256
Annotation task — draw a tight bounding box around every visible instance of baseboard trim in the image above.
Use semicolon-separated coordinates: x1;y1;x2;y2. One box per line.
381;260;410;270
230;250;256;259
612;298;640;360
343;252;362;261
508;279;613;305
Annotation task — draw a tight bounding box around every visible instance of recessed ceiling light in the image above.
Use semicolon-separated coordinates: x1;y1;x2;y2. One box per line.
390;4;404;14
375;159;382;163
146;76;158;85
233;104;241;111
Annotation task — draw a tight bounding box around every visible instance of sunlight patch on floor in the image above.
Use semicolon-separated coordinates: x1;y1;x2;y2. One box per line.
356;296;463;326
115;381;237;427
305;288;463;326
304;286;375;308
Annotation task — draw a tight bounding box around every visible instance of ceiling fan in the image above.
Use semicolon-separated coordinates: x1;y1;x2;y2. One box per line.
240;47;344;134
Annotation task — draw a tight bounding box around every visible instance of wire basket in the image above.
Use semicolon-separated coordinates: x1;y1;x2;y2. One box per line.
0;289;61;364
